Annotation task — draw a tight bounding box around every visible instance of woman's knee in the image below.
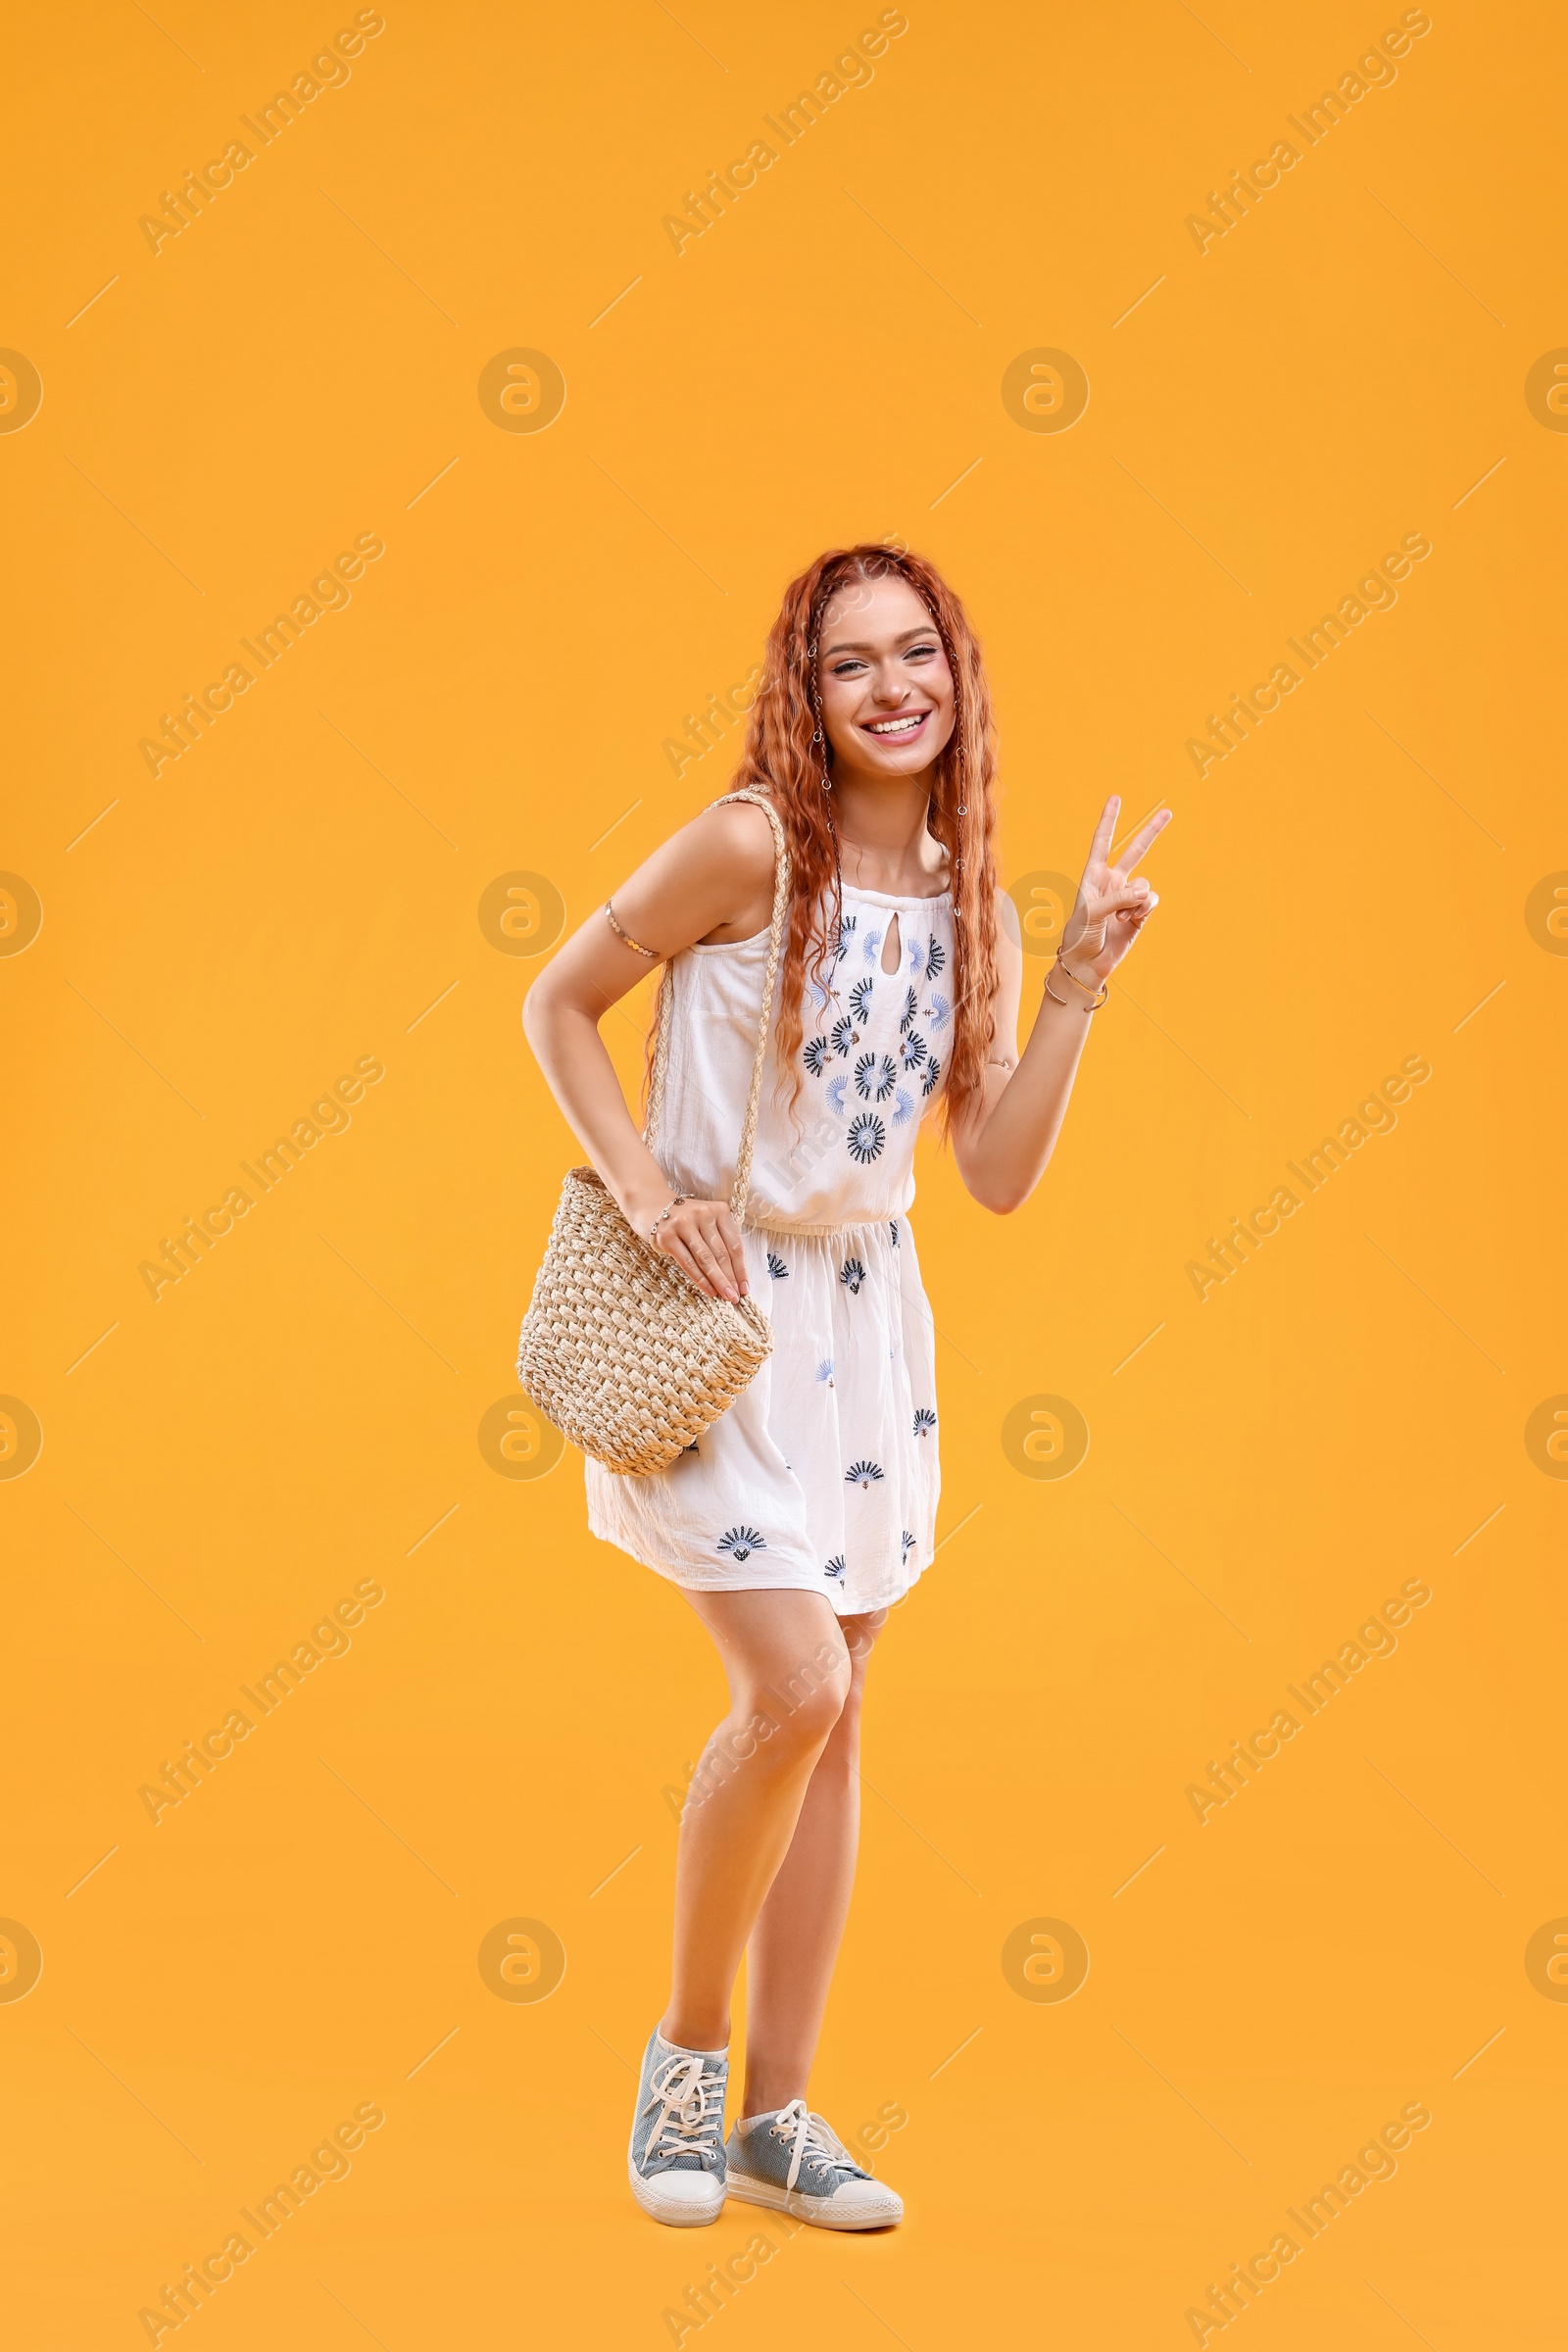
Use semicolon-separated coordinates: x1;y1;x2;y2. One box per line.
752;1645;850;1759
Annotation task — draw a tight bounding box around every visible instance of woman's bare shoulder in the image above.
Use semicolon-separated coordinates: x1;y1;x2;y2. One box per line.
668;792;780;885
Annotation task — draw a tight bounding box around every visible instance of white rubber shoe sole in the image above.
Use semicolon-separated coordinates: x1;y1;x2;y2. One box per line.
627;2152;726;2227
725;2168;904;2230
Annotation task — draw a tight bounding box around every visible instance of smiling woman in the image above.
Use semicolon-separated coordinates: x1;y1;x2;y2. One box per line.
518;541;1171;2229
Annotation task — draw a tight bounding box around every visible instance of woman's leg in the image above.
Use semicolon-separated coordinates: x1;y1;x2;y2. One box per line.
661;1588;852;2053
740;1609;886;2117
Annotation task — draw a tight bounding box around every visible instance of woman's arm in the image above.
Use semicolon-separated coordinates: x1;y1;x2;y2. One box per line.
951;795;1170;1213
521;801;776;1301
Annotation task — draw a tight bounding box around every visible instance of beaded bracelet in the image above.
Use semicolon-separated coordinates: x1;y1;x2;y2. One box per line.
647;1194;687;1246
605;900;659;958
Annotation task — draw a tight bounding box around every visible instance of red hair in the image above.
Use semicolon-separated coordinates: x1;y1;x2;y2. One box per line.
726;544;1000;1136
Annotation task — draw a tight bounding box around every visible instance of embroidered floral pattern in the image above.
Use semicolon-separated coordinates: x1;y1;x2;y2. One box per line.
847;1113;886;1164
588;886;954;1617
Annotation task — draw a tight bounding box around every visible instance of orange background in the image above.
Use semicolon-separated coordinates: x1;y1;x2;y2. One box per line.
4;1;1564;2344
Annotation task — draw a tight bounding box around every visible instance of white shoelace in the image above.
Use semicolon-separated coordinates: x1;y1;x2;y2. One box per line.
640;2052;723;2171
769;2098;863;2191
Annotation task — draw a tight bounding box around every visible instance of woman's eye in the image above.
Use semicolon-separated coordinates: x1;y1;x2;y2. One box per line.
906;643;937;662
831;661;865;677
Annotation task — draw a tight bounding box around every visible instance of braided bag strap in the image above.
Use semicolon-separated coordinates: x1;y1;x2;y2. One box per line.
641;790;791;1229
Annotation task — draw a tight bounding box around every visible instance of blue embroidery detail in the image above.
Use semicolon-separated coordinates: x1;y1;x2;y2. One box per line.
847;1113;886;1164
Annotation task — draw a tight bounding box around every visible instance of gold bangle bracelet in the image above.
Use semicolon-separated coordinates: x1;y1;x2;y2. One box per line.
1050;952;1107;1009
1053;952;1101;996
605;899;659;958
1045;964;1107;1012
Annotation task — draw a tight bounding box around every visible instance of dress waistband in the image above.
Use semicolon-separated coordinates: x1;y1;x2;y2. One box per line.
747;1213;898;1240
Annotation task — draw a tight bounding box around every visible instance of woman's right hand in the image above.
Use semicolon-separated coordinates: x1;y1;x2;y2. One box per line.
640;1196;750;1302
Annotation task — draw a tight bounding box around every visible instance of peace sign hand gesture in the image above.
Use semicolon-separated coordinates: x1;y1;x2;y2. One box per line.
1059;796;1172;984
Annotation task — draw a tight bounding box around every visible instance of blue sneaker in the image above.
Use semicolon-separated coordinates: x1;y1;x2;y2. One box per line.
628;2029;728;2226
724;2098;903;2229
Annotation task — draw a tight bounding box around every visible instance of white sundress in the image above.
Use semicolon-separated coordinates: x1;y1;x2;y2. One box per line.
585;885;955;1620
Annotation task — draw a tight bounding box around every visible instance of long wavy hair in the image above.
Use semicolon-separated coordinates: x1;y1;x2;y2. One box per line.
725;544;1000;1136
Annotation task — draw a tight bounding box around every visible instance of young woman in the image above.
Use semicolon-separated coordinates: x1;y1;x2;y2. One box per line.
523;545;1170;2230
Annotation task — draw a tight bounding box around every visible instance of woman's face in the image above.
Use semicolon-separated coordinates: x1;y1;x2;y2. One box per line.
815;572;956;785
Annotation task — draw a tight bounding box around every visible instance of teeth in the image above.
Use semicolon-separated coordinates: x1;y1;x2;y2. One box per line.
869;714;924;735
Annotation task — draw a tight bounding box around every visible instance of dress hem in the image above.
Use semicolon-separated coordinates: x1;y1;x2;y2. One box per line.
587;1521;931;1620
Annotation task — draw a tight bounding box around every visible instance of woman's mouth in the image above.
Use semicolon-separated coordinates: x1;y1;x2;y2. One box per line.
861;710;931;741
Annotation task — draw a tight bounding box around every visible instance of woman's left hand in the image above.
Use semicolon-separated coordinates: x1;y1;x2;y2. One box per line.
1059;795;1172;983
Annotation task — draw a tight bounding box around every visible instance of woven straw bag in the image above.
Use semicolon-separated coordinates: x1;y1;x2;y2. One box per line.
515;791;791;1476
